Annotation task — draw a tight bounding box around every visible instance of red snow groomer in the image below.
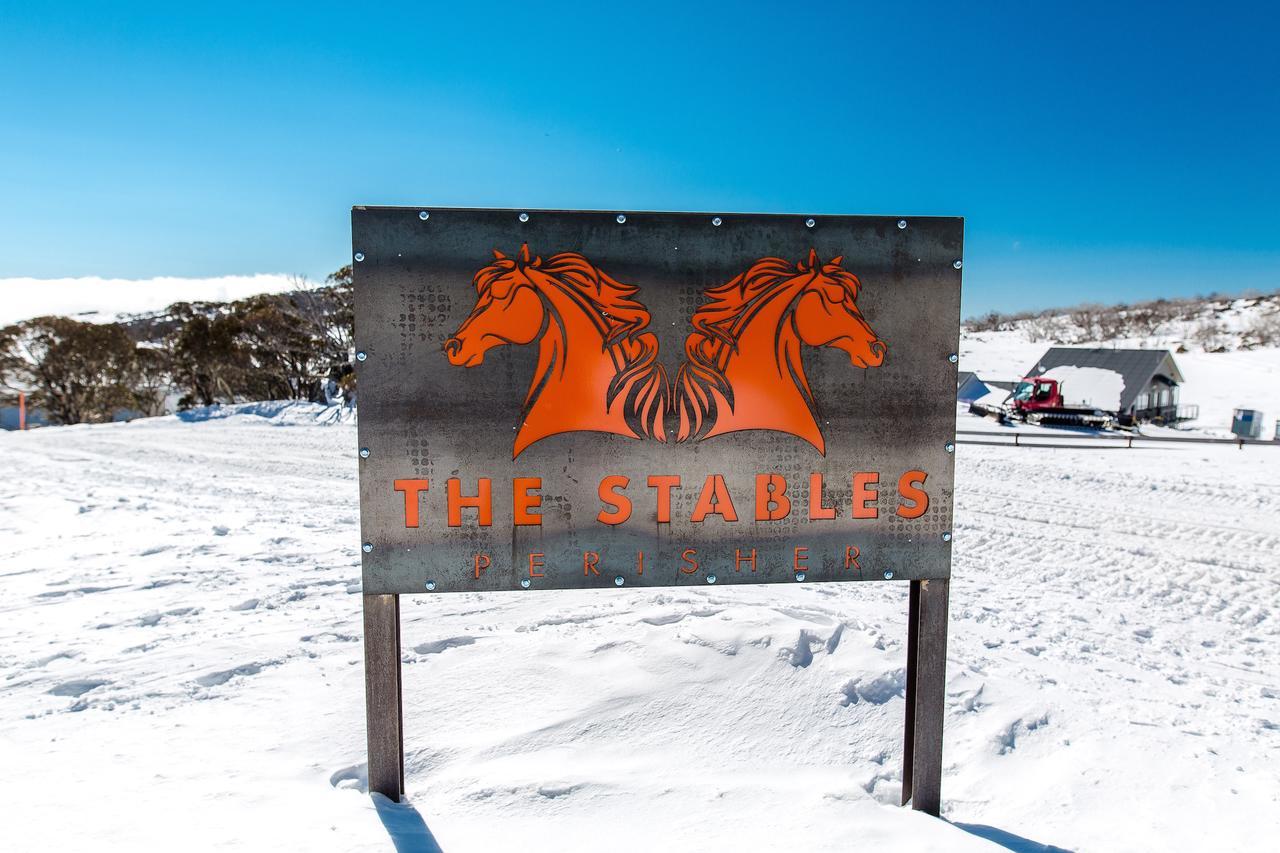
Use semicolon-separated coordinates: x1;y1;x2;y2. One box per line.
1006;376;1115;429
970;375;1116;429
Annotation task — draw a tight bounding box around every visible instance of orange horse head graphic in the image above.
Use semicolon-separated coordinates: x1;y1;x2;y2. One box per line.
675;250;885;454
445;244;668;458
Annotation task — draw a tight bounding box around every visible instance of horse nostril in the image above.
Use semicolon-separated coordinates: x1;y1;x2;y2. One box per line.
870;341;887;359
445;338;462;356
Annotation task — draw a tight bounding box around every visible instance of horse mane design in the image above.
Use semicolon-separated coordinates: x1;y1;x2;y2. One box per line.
447;245;668;457
674;250;885;453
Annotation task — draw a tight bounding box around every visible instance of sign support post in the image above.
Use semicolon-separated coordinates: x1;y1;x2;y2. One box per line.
363;593;405;801
901;578;949;815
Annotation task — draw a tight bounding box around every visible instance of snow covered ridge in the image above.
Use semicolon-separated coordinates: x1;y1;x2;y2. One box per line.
0;274;303;327
965;290;1280;353
3;411;1278;851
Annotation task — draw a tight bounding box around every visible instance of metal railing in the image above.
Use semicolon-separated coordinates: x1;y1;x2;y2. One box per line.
955;428;1277;450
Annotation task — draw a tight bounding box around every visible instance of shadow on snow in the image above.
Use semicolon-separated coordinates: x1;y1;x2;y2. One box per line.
372;793;445;853
952;822;1073;853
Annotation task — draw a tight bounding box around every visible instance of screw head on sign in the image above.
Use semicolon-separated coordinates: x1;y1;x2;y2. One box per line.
362;542;372;553
359;447;370;458
795;572;806;582
354;252;365;262
945;442;955;453
712;216;722;226
805;218;816;228
356;351;367;362
706;574;717;585
614;576;625;587
425;580;436;591
616;214;627;224
942;531;953;542
519;212;529;222
953;259;963;270
520;578;531;589
419;211;429;221
883;570;894;580
949;353;959;364
897;219;907;229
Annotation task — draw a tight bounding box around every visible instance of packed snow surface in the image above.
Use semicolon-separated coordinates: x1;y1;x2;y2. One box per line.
2;406;1278;852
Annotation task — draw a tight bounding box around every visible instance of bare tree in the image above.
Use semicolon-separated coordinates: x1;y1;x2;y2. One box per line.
0;317;139;424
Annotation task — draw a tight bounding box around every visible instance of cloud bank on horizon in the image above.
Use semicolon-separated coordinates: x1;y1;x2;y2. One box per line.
0;274;303;326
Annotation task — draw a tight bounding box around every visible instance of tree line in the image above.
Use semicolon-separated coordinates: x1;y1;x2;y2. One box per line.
0;267;354;426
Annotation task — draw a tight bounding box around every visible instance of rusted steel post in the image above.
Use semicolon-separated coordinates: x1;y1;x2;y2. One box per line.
904;577;949;815
364;593;404;801
901;580;921;806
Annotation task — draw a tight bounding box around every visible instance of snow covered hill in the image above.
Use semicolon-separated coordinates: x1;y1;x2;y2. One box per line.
0;274;304;327
3;406;1277;852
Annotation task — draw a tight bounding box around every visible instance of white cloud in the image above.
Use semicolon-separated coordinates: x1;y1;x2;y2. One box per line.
0;274;305;327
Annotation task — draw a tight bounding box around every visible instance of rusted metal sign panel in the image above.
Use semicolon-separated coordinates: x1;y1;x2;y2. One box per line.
353;208;962;594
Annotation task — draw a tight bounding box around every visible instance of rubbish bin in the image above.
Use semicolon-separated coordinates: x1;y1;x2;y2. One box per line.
1232;408;1262;439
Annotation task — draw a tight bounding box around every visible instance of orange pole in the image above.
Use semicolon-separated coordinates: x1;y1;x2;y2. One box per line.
18;392;25;431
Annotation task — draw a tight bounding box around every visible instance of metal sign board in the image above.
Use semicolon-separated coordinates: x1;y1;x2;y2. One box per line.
353;208;962;594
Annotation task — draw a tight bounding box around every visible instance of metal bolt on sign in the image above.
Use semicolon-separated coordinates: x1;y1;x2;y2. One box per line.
614;576;625;587
942;532;953;542
520;578;532;589
805;218;816;228
883;569;894;579
359;447;370;458
952;259;963;269
425;580;436;591
945;442;955;453
362;542;373;553
519;213;529;222
419;211;430;220
898;219;908;229
356;351;368;362
712;217;722;226
948;354;958;364
616;214;627;224
795;572;806;582
706;574;717;584
355;252;365;262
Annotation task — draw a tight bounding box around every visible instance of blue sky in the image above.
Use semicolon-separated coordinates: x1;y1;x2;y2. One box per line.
1;1;1276;315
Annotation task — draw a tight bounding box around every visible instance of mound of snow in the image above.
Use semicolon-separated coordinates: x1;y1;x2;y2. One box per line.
1038;365;1125;410
172;400;356;427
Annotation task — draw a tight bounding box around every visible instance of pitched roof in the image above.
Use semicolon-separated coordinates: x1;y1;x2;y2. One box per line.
1024;347;1184;412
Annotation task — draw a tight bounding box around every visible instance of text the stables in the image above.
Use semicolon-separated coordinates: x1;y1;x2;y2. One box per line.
389;470;932;528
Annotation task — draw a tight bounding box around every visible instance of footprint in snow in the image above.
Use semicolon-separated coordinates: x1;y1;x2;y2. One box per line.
195;661;274;687
840;669;906;706
48;679;110;697
413;636;477;655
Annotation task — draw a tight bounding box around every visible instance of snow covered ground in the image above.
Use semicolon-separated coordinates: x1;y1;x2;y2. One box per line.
3;405;1277;852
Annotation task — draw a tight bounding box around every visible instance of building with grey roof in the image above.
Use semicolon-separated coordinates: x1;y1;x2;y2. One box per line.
1023;347;1189;424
